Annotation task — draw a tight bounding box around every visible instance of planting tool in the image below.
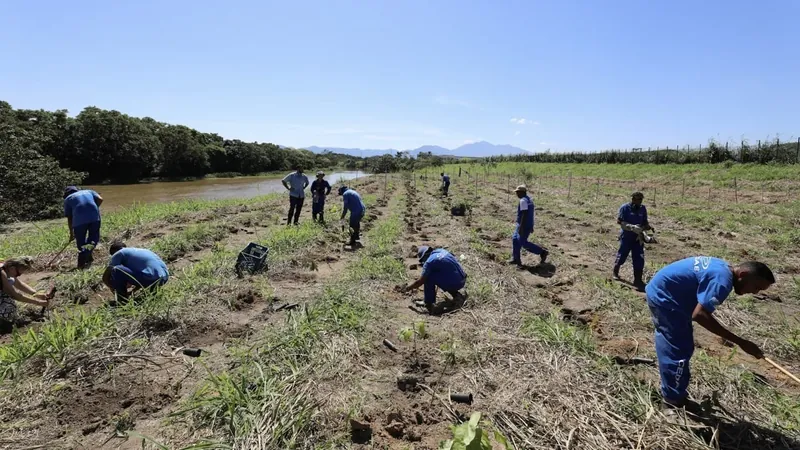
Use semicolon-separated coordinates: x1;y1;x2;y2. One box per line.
46;241;71;268
765;357;800;385
450;392;473;404
383;339;398;352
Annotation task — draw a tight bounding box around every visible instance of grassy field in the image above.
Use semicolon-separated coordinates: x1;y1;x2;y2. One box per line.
0;164;799;449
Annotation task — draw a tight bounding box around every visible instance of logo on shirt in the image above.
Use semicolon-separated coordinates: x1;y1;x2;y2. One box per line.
693;256;711;272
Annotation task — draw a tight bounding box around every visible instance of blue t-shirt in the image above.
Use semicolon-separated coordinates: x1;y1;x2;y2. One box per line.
516;195;535;233
646;256;733;319
422;249;466;286
618;203;648;239
342;189;365;216
442;175;450;183
282;172;309;198
64;190;101;228
310;179;331;197
109;248;169;282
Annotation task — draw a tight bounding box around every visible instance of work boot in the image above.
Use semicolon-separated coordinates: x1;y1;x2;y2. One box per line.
77;252;87;270
319;213;325;225
612;265;621;280
506;259;522;266
539;250;549;264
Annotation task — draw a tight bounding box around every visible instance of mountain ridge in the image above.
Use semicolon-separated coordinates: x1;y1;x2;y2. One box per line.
305;141;529;158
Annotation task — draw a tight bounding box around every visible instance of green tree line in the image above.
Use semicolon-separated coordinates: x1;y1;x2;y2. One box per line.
478;139;800;165
0;101;363;223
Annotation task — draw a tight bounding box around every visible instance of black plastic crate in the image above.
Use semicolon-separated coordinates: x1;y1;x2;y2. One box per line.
235;242;269;277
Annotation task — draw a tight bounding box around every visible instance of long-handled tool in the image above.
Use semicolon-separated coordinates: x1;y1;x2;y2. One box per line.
765;357;800;385
46;241;72;268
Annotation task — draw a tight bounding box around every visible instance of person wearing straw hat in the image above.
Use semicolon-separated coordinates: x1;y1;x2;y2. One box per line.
310;171;332;224
614;191;654;291
508;185;548;266
646;257;773;412
0;257;53;331
63;185;103;269
400;245;466;310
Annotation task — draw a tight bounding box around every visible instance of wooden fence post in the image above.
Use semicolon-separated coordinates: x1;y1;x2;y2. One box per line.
653;186;657;207
681;179;686;199
734;177;738;203
507;175;510;202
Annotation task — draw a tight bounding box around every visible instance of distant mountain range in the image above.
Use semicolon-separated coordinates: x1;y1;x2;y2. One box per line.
305;141;530;158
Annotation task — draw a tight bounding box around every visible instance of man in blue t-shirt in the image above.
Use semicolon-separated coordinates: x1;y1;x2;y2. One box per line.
310;171;332;224
401;246;467;310
281;167;310;226
63;186;103;269
614;191;653;290
645;257;774;410
508;185;548;266
440;172;451;196
339;186;366;246
102;241;169;304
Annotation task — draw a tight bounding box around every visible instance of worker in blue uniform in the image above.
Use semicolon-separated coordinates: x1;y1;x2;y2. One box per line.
401;246;466;310
646;257;773;411
339;185;365;246
508;185;548;266
440;173;450;196
102;241;169;304
614;191;653;290
63;186;103;269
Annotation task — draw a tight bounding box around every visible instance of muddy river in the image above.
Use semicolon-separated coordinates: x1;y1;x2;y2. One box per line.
84;171;370;211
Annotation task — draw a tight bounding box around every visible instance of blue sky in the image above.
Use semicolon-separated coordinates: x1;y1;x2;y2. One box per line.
2;0;798;152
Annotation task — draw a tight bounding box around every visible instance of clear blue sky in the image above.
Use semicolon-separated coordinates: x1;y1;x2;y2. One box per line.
2;0;798;152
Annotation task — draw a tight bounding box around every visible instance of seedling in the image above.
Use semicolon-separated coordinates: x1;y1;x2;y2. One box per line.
438;412;510;450
399;321;428;365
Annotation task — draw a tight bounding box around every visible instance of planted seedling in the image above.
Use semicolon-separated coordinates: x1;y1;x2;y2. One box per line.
399;321;428;366
438;412;510;450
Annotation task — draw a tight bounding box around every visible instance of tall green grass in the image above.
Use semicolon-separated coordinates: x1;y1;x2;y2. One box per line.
0;195;278;259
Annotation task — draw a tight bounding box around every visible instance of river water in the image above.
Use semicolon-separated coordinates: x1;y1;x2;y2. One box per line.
84;171;369;211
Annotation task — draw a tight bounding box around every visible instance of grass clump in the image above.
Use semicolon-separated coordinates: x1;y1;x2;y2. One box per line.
152;223;229;262
521;310;596;355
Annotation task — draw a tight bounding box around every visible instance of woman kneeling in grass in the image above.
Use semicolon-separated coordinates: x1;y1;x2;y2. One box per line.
0;257;53;331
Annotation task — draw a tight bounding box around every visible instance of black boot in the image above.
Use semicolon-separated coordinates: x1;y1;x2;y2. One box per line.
613;265;621;280
319;212;325;225
77;252;87;270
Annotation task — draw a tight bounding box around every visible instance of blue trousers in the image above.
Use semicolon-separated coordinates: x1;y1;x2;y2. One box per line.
312;196;325;214
74;221;101;256
615;237;644;271
647;297;694;403
110;265;168;301
349;213;363;242
512;226;543;262
424;277;466;304
442;182;450;195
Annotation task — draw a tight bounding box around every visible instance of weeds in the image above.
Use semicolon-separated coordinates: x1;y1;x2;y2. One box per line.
521;310;596;355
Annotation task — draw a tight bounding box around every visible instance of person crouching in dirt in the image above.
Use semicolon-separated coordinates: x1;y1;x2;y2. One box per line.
613;191;653;291
440;172;450;196
646;257;773;414
311;171;332;224
63;186;103;269
102;242;169;304
508;185;548;266
0;257;53;331
400;246;466;311
338;185;365;246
